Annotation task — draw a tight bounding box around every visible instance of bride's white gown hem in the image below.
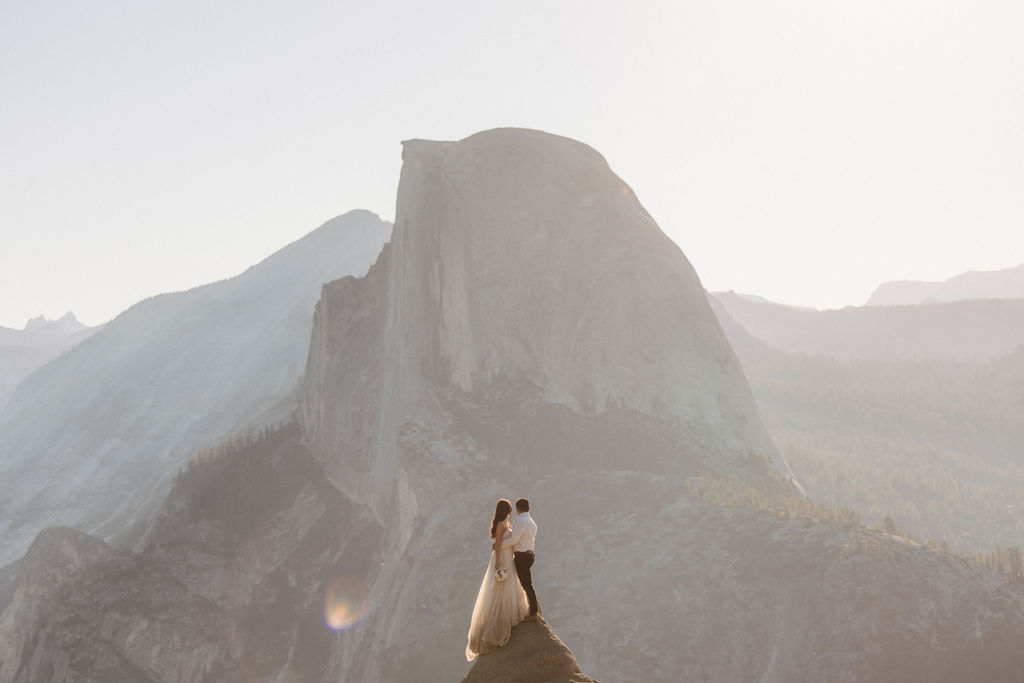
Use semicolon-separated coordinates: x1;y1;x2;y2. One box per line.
465;544;529;661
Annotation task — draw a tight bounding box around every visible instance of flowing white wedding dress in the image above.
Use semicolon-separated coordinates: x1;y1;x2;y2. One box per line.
465;533;529;661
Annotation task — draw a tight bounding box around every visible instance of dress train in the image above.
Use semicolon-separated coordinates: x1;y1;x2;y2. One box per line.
465;545;529;661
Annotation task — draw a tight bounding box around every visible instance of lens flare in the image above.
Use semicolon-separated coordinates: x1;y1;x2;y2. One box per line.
324;576;372;631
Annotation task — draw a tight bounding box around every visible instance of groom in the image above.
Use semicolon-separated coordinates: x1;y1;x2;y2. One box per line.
507;498;540;620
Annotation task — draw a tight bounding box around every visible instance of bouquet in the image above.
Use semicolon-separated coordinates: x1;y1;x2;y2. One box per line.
494;566;509;583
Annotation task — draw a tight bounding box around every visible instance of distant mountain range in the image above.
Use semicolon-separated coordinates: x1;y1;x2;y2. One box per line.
711;293;1024;550
22;312;89;334
867;262;1024;306
4;130;1024;682
0;210;391;571
0;313;100;411
711;290;1024;360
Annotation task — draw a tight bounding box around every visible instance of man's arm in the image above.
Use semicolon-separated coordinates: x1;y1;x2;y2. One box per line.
505;517;525;548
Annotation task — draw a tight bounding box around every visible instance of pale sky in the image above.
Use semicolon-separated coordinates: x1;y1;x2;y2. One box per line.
2;0;1022;329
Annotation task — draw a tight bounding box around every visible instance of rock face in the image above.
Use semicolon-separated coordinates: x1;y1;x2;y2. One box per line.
0;426;379;683
301;129;781;522
0;211;390;571
867;262;1024;306
0;528;230;683
0;526;115;680
462;617;597;683
295;129;790;679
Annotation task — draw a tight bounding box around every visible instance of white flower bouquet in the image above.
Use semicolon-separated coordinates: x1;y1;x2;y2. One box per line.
494;567;509;583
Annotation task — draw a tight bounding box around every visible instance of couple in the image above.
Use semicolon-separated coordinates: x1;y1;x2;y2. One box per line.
465;497;540;661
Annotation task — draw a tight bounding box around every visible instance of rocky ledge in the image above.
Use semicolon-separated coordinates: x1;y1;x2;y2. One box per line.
463;616;598;683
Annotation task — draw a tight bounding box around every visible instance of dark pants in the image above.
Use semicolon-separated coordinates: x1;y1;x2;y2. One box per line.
514;551;538;615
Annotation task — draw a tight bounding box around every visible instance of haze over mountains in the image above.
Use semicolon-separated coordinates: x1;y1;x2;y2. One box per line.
3;129;1024;682
0;211;391;571
0;313;100;411
712;290;1024;361
709;287;1024;554
867;262;1024;306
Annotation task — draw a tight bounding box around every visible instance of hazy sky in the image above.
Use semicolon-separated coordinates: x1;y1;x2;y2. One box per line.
2;1;1022;329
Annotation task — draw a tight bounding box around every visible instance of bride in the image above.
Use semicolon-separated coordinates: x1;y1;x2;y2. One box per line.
465;498;530;661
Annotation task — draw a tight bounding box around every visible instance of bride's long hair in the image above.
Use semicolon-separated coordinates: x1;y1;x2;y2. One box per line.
490;499;513;539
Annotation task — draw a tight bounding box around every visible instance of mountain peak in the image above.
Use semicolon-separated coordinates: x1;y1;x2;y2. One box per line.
301;128;782;522
23;314;48;330
22;312;86;334
384;127;732;415
55;312;86;333
402;127;609;167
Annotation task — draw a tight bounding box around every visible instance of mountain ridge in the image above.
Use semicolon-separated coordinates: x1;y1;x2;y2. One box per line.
711;289;1024;360
709;290;1024;553
0;210;391;571
867;262;1024;306
20;312;88;334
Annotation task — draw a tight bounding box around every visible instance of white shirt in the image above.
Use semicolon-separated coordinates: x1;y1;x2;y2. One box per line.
504;512;537;553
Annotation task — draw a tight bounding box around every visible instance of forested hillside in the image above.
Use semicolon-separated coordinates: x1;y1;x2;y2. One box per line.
733;334;1024;553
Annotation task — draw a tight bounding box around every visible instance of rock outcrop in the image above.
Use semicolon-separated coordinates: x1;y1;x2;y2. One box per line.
0;427;374;683
462;617;597;683
0;210;390;572
0;527;228;683
0;526;115;681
